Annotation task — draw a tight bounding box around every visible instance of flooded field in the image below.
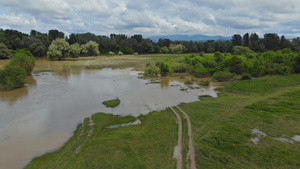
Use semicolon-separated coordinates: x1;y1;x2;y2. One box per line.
0;59;217;169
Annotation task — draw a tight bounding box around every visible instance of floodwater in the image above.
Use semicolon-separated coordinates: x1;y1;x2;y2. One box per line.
0;64;217;169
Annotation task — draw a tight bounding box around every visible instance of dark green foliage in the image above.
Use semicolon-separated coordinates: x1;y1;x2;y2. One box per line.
0;65;26;90
123;46;133;54
0;43;12;59
207;47;215;53
213;71;234;82
9;49;35;75
240;74;252;80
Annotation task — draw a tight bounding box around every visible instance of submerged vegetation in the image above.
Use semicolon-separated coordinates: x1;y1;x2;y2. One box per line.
102;98;121;108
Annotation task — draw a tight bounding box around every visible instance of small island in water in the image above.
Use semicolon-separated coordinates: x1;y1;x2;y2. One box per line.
102;98;121;108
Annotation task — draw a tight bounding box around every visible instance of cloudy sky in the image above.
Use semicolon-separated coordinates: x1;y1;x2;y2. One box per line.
0;0;300;38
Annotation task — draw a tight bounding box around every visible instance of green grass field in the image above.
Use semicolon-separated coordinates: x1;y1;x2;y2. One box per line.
179;74;300;168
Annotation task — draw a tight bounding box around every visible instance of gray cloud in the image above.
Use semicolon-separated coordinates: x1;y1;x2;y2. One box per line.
0;0;300;37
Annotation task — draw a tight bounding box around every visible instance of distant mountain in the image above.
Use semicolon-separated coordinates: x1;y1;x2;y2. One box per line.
146;34;231;42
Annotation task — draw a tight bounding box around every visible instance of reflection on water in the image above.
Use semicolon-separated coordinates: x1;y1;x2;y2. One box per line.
0;68;217;169
0;76;36;105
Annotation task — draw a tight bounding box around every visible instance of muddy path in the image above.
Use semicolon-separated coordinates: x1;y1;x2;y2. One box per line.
170;107;183;169
176;106;196;169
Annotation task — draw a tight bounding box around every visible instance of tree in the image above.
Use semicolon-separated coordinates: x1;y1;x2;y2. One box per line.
169;44;186;54
232;34;242;46
243;33;249;47
81;41;100;56
250;33;260;52
48;29;64;42
160;46;169;53
47;38;70;60
9;49;35;75
69;43;81;59
28;38;46;57
0;43;12;59
0;64;27;90
263;33;280;51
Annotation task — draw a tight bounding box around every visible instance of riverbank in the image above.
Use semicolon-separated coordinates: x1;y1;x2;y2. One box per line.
26;74;300;168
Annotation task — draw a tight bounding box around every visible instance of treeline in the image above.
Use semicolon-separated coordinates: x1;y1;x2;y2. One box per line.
145;47;300;81
1;28;300;58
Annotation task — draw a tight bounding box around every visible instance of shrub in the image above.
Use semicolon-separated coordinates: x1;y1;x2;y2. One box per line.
118;51;123;55
192;63;208;78
0;65;26;90
240;74;252;80
134;52;138;55
184;79;193;84
10;49;35;75
213;71;234;82
199;80;210;86
144;64;160;76
109;51;115;55
171;62;187;73
159;62;171;75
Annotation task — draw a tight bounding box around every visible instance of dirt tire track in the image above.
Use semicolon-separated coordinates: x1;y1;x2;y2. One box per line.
170;107;183;169
176;106;196;169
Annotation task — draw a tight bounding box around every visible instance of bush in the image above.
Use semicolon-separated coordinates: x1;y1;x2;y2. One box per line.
199;80;210;86
134;52;138;55
109;51;115;55
171;62;187;73
10;49;35;75
159;62;171;75
144;64;160;76
192;63;208;78
118;51;123;55
0;65;26;90
240;74;252;80
213;71;234;82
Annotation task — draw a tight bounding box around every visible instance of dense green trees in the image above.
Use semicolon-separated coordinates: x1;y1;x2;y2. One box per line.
0;43;12;59
1;28;300;57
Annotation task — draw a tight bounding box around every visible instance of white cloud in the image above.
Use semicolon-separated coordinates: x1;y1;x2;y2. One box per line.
0;0;300;37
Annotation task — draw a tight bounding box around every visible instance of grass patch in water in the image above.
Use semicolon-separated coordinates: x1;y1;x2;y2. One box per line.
102;98;120;108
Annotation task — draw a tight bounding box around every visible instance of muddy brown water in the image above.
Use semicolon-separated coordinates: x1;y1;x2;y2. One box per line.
0;61;217;169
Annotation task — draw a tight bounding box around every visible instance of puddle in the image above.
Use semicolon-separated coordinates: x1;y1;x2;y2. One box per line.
292;135;300;142
251;128;267;145
251;128;299;145
106;119;141;129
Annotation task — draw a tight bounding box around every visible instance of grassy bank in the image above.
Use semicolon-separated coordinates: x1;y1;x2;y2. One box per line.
25;110;177;169
179;74;300;168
